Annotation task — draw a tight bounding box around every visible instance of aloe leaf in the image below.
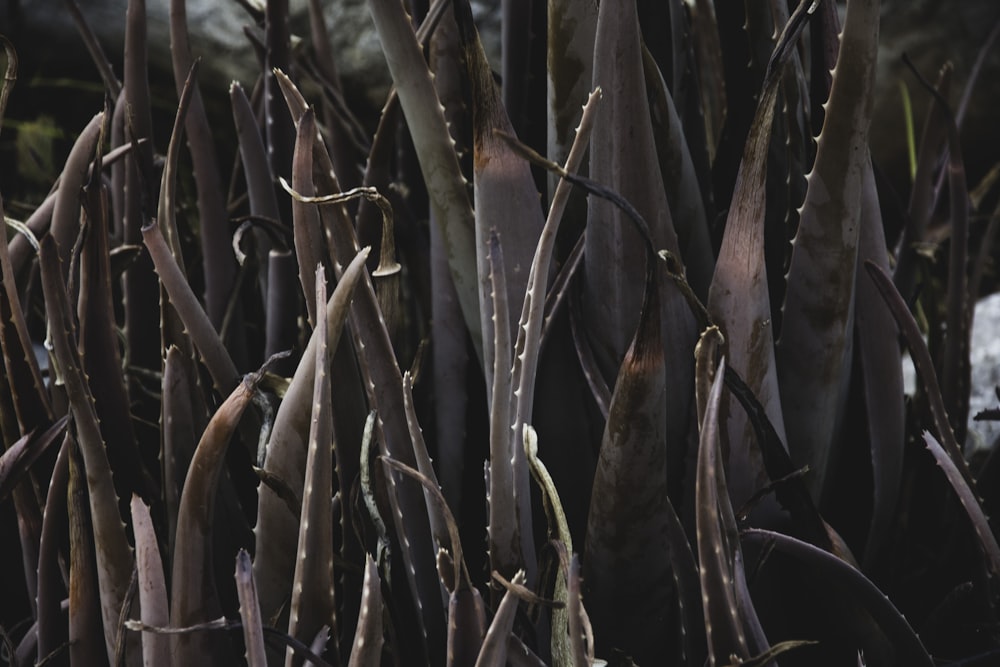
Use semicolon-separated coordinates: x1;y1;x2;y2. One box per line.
235;549;268;667
305;0;351;163
0;192;51;433
538;234;584;349
264;0;293;186
864;262;975;490
131;494;170;667
5;138;141;276
429;213;469;512
79;145;152;502
67;437;110;667
474;571;526;667
424;8;475;514
402;371;451;557
446;580;488;667
438;546;488;667
455;0;546;405
265;248;301;376
808;0;840;133
721;365;840;556
742;529;933;666
565;554;591;667
366;0;480;356
143;214;240;397
922;431;1000;577
39;235;133;664
157;60;198;275
776;0;880;502
486;229;520;582
356;84;402;273
0;37;12;133
503;89;600;583
64;0;121;96
0;416;66;502
50;112;103;281
290;107;325;327
0;402;40;621
586;0;683;385
938;100;971;443
707;40;785;508
162;345;200;559
424;7;475;513
347;555;384;667
168;0;237;330
510;93;598;414
122;0;162;384
853;158;904;569
708;1;815;511
687;0;726;163
36;432;70;661
232;80;281;263
583;275;687;664
546;0;597;200
640;43;714;299
253;248;369;620
696;350;751;666
381;455;470;595
499;0;540;139
285;265;338;667
170;373;261;663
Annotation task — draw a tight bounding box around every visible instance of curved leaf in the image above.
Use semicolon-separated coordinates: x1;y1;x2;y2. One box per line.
742;528;932;666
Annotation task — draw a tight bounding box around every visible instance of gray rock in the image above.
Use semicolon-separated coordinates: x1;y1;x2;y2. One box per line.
969;293;1000;451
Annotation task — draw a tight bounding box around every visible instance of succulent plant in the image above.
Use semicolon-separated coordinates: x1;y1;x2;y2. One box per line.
1;0;1000;665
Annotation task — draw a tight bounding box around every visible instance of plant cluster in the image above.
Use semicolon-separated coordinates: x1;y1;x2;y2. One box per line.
1;0;999;665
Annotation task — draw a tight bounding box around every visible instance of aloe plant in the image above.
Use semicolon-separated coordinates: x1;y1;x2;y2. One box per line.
3;0;1000;665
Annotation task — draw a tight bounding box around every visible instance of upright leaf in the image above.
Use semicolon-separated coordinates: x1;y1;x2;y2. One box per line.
40;235;133;665
285;265;338;667
546;0;597;201
366;0;480;356
131;494;170;667
455;0;545;407
235;549;268;667
695;343;767;666
853;157;904;568
168;0;238;332
347;555;384;667
36;432;71;662
254;249;369;620
777;0;880;502
707;1;813;510
586;0;683;385
583;277;692;664
67;437;110;667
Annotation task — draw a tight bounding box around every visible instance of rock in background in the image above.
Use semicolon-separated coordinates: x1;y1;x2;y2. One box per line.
970;294;1000;451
